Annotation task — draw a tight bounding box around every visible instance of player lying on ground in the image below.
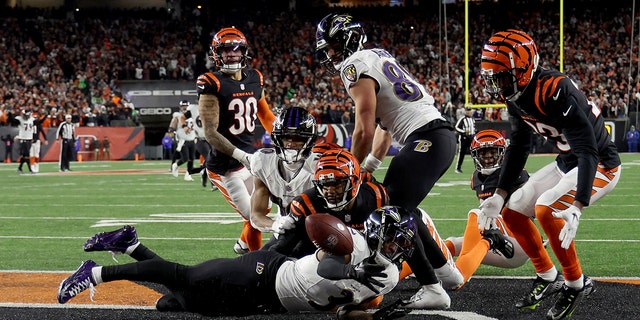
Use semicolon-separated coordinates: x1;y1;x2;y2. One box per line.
57;207;418;319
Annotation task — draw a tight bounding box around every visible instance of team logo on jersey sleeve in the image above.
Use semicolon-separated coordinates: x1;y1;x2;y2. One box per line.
343;64;358;83
256;261;265;274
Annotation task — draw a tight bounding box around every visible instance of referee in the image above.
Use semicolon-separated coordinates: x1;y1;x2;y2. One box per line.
454;107;476;173
57;114;76;172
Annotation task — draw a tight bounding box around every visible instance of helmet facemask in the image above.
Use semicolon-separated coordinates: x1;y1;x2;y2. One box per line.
481;67;519;101
365;206;416;264
313;150;361;211
471;129;507;175
272;107;318;164
480;29;539;101
211;27;250;75
471;146;504;175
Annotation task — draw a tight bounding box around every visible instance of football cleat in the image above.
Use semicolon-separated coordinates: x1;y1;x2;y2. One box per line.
516;273;565;310
546;276;595;320
184;173;194;181
402;283;451;309
171;163;179;177
233;240;249;255
482;228;515;259
434;263;465;291
83;225;139;262
57;260;98;304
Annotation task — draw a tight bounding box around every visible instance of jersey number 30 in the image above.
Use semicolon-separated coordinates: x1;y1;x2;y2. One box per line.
228;97;258;135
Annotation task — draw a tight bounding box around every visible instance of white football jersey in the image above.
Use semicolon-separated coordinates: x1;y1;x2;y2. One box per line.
275;229;399;312
250;148;316;213
339;48;444;145
16;116;35;140
186;104;205;138
177;117;197;141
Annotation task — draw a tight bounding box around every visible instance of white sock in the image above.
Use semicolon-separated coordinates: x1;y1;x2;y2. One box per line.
124;242;140;255
566;276;584;290
91;266;103;284
537;267;558;282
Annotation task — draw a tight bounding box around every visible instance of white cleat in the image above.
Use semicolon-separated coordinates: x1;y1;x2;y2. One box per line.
435;263;465;290
171;163;179;178
184;173;194;181
403;283;451;309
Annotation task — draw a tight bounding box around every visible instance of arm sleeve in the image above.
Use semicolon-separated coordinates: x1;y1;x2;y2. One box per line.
497;109;532;190
257;97;275;133
560;94;599;206
317;253;355;280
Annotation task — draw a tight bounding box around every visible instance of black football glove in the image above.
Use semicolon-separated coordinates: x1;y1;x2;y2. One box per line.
348;261;387;294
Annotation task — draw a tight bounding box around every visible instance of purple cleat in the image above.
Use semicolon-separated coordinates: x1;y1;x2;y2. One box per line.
57;260;98;304
83;225;139;254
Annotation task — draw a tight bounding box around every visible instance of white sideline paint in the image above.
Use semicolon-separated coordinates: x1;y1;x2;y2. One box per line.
0;302;497;319
410;310;498;320
0;302;155;310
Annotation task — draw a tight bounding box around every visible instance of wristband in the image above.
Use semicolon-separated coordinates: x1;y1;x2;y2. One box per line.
232;148;248;161
363;154;382;173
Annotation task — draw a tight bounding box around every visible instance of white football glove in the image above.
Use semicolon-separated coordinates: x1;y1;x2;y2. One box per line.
232;148;253;171
176;139;185;152
477;193;505;230
552;205;582;249
271;215;295;234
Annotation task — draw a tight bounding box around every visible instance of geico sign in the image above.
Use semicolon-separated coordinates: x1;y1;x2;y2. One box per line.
139;108;173;115
127;90;198;96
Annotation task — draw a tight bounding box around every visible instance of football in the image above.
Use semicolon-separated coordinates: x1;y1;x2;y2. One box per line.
305;214;354;256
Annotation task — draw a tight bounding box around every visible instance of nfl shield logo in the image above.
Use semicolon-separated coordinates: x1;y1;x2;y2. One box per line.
256;261;265;274
240;84;245;90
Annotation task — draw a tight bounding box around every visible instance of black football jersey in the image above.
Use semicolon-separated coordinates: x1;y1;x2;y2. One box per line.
472;169;529;202
500;68;620;205
197;69;265;174
270;181;388;258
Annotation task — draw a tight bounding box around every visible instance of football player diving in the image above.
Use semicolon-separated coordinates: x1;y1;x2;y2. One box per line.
56;206;421;319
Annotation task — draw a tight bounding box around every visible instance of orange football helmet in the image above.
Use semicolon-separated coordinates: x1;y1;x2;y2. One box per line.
480;29;539;101
470;129;507;175
210;27;250;74
313;148;361;211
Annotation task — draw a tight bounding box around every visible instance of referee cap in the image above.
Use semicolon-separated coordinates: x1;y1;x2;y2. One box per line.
65;114;72;119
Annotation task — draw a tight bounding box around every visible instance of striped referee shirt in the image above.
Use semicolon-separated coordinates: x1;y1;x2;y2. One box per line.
455;116;476;136
57;121;76;140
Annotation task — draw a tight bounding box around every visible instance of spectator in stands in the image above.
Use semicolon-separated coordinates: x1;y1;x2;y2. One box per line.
626;125;639;152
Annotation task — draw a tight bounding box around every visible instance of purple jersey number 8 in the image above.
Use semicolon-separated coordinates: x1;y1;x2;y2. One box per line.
382;60;424;102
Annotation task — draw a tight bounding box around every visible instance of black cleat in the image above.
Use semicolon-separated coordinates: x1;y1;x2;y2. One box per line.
482;228;514;259
516;273;565;310
546;276;595;320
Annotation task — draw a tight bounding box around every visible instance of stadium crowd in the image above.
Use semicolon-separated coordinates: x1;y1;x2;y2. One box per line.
0;1;637;128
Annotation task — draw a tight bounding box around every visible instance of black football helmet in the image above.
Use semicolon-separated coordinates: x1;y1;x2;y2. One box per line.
272;107;318;164
365;206;416;264
315;13;367;75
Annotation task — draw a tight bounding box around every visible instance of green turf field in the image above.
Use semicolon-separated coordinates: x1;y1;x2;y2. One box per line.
1;153;639;278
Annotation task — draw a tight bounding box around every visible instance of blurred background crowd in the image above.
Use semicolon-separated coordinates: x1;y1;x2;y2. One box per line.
0;0;637;129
